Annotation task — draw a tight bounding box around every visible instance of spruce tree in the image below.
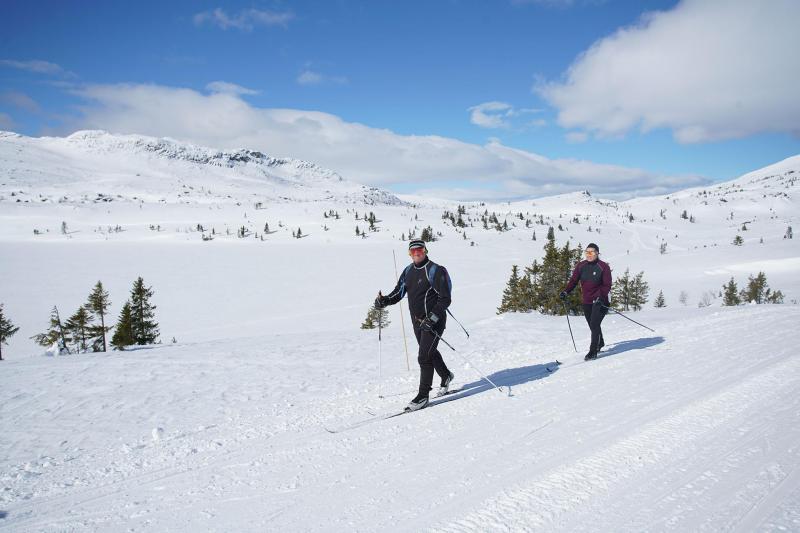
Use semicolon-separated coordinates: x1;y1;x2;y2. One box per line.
129;277;160;345
32;306;70;354
361;304;390;329
524;260;542;311
765;289;785;304
561;241;583;315
722;278;741;306
65;305;93;353
111;301;135;350
497;265;521;314
611;269;632;311
0;304;20;360
654;290;666;308
629;271;650;311
86;281;111;352
516;273;535;312
535;233;564;315
740;271;768;304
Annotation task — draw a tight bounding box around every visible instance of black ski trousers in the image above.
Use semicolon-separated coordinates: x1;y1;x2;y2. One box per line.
582;303;607;354
413;323;451;396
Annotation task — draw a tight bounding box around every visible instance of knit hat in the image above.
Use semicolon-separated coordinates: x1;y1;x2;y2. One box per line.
408;239;427;251
586;243;599;253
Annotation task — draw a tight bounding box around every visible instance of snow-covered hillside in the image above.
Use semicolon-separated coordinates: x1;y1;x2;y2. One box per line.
1;131;799;531
0;130;403;206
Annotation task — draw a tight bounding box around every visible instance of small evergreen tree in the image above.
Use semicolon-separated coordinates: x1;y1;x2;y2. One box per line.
629;271;650;311
516;273;535;312
722;277;741;306
420;226;436;242
65;305;92;353
785;226;793;239
611;268;632;311
740;271;768;304
733;235;744;246
654;290;666;308
111;301;135;350
361;304;390;329
86;281;111;352
0;304;20;360
32;306;70;354
497;265;522;314
129;277;159;345
765;289;785;304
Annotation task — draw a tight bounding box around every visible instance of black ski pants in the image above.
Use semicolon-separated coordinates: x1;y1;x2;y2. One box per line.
582;303;607;354
413;323;451;396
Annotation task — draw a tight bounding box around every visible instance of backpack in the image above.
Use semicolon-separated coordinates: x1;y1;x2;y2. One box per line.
402;262;452;295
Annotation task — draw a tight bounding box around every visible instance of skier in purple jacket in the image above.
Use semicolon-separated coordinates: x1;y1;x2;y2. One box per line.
560;243;612;360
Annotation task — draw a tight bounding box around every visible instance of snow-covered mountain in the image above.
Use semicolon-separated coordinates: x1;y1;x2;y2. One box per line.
0;130;403;206
1;131;799;531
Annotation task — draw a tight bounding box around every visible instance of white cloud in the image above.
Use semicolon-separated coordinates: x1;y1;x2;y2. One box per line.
296;70;347;86
64;82;708;199
0;59;74;78
469;101;514;129
469;102;546;129
193;8;294;31
0;112;15;130
297;70;323;85
206;81;259;96
538;0;800;143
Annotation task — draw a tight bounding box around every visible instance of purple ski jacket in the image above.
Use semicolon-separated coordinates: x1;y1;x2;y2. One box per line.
565;259;612;305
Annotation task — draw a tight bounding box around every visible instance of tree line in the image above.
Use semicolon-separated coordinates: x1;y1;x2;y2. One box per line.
29;277;160;356
497;229;649;315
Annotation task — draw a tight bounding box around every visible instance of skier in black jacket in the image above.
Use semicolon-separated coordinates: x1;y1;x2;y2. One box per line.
375;240;454;411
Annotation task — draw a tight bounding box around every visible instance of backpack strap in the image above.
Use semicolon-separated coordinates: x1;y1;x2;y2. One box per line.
426;262;453;294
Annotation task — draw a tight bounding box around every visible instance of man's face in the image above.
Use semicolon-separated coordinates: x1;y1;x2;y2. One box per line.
409;247;426;264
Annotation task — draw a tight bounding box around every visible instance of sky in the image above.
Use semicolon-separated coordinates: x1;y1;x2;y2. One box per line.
1;0;799;200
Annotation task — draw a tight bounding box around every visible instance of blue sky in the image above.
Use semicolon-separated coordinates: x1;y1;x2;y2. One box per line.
1;0;799;200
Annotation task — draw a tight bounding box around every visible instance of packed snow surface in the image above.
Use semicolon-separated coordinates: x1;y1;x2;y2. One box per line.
1;131;799;531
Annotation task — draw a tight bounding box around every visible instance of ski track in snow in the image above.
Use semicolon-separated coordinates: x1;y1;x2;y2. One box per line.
1;307;799;531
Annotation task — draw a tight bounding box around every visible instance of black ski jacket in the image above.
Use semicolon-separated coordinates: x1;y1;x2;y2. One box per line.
384;257;452;325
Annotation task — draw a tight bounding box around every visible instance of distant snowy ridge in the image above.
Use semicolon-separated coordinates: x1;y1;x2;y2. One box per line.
0;130;404;206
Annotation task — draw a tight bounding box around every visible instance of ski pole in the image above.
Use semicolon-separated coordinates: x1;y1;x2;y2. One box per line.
446;309;470;339
562;302;578;352
378;297;383;399
392;250;411;371
425;326;508;396
596;301;655;332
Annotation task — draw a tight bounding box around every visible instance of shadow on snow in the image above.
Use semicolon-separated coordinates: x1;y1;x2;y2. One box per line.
453;361;560;398
599;336;665;359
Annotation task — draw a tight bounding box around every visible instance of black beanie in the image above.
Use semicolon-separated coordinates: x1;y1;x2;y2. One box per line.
587;243;599;253
408;239;426;251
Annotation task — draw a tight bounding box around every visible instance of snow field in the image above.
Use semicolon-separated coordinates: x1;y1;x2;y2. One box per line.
1;305;798;531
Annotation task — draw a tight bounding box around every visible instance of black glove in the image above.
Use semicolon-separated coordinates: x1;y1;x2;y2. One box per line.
420;313;439;332
374;294;388;309
559;291;568;301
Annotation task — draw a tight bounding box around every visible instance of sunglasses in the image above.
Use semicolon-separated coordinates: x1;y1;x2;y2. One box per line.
584;250;597;255
409;248;426;255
